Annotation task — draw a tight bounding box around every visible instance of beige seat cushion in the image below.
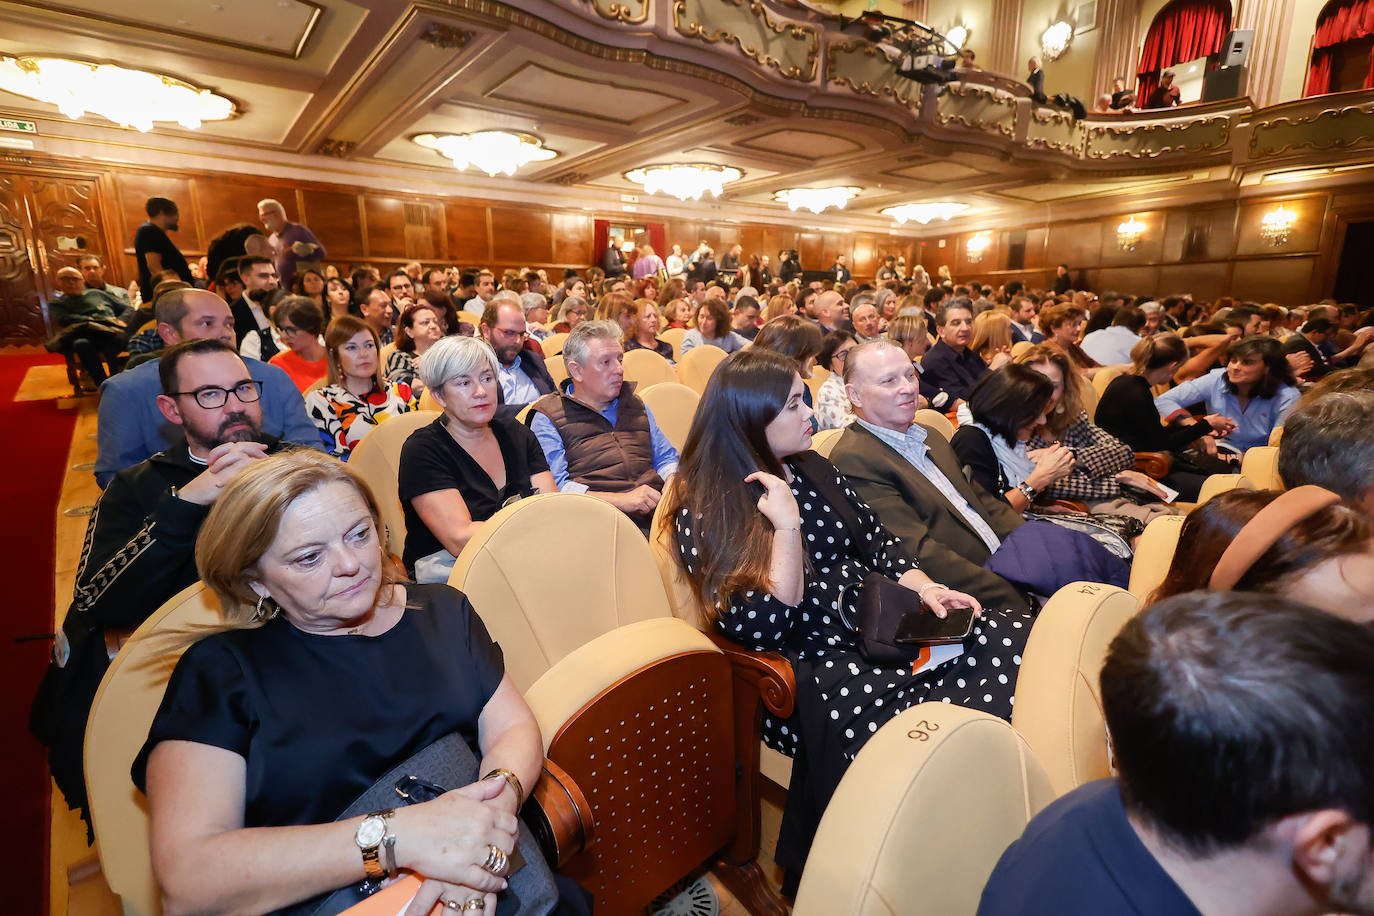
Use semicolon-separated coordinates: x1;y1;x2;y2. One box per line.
1128;514;1186;601
346;409;440;557
1240;445;1283;491
794;704;1055;916
811;427;845;459
1196;473;1254;505
622;348;679;387
541;332;569;357
544;354;569;388
676;344;728;393
638;382;699;452
449;493;670;692
85;582;223;916
1011;582;1139;798
913;409;954;440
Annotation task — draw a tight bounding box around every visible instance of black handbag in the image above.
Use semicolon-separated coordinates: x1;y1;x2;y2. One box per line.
836;573;928;666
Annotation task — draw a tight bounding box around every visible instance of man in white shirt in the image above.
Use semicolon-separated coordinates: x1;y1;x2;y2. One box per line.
1082;307;1146;366
480;296;555;418
231;256;282;361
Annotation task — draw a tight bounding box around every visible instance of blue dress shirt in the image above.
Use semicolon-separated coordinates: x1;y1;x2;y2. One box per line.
1153;368;1298;452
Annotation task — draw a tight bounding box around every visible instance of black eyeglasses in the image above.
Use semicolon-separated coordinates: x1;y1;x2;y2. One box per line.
171;380;263;409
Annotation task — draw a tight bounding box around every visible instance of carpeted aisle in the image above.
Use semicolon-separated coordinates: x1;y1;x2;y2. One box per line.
1;352;77;916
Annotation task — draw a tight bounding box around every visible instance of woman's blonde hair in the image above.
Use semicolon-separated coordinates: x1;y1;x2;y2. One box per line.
1015;341;1085;439
762;294;796;324
970;310;1013;361
886;313;928;349
324;315;386;391
195;450;403;629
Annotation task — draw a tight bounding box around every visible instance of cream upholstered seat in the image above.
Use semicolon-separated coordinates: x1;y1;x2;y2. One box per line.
541;331;569;357
346;409;440;558
417;387;440;412
447;493;671;692
1011;340;1033;358
805;366;830;405
1079;375;1100;420
1269;425;1284;446
914;408;955;440
458;309;485;329
1011;582;1140;798
1128;513;1187;601
1196;473;1254;505
544;354;569;388
85;582;223;916
677;344;728;393
638;382;699;452
794;703;1056;916
810;427;845;458
622;348;678;387
1091;364;1123;398
1240;445;1283;491
659;327;686;360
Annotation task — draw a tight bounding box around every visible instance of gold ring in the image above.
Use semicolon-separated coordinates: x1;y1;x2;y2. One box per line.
481;844;507;874
463;898;486;911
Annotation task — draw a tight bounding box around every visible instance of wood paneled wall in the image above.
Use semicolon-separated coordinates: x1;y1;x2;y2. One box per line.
917;189;1366;307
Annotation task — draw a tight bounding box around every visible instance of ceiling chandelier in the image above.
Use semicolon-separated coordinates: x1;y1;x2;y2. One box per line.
1040;21;1074;61
626;163;742;200
881;202;970;225
414;131;557;177
774;186;861;214
0;56;234;132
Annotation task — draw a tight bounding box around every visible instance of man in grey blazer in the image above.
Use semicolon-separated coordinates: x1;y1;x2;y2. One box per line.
829;341;1030;613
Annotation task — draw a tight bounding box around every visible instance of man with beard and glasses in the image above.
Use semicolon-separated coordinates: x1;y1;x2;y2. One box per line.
95;289;319;487
480;296;556;418
134;197;193;301
231;255;283;360
45;337;293;828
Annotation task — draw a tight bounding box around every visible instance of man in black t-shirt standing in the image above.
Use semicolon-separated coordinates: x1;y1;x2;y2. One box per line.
134;196;193;302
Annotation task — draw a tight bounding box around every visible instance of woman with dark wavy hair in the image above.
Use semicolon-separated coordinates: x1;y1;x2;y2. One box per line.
661;348;1031;884
1154;335;1299;453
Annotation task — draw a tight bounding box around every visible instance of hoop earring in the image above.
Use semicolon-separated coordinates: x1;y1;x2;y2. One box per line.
253;594;272;622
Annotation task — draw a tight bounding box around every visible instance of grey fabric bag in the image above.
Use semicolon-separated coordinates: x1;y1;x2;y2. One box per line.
276;732;558;916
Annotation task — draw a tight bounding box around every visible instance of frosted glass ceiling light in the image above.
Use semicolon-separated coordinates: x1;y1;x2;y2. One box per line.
0;56;234;131
773;186;861;213
1040;21;1074;61
414;131;557;177
881;202;970;225
625;163;742;200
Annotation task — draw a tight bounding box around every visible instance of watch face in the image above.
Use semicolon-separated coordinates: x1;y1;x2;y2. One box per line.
356;816;386;847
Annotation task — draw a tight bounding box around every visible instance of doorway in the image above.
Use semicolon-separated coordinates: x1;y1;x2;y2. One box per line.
1333;219;1374;309
0;171;109;347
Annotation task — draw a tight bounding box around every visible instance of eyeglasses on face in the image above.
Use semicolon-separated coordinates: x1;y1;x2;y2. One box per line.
171;380;263;409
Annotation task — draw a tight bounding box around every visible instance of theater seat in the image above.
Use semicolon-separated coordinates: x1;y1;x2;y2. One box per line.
638;382;699;452
1079;376;1099;421
676;344;728;394
541;332;569;357
1240;445;1283;491
1091;365;1123;398
1269;426;1283;446
1128;514;1187;601
914;408;955;440
622;348;678;387
1196;473;1254;505
85;582;224;916
347;409;440;558
545;354;569;388
659;327;686;360
811;427;845;458
793;704;1055;916
806;366;830;405
1010;340;1033;358
1011;582;1140;797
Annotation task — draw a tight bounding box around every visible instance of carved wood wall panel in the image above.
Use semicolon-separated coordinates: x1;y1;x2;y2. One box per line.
0;175;45;346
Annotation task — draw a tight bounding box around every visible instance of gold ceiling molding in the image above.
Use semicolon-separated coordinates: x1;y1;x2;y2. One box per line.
419;23;475;49
935;84;1016;138
1085;116;1231;161
1247;99;1374;158
671;0;820;81
825;39;920;108
316;138;357;158
583;0;650;23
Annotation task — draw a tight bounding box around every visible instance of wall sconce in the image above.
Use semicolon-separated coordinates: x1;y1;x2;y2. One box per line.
944;24;969;54
1260;205;1296;246
966;233;991;263
1116;216;1145;251
1040;21;1075;61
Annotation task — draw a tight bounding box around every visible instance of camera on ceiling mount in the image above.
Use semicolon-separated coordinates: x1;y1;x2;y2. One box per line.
839;11;958;84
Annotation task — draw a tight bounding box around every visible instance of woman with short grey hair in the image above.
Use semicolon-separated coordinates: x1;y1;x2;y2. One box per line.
399;335;556;582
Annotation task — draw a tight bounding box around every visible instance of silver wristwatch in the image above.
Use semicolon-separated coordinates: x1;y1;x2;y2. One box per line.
355;808;396;883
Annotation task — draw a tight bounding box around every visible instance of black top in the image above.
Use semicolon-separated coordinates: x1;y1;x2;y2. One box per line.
134;221;192;301
132;584;504;828
979;779;1200;915
921;340;990;403
1282;333;1332;379
625;337;675;360
950;425;1011;503
1096;374;1201;453
398;416;549;571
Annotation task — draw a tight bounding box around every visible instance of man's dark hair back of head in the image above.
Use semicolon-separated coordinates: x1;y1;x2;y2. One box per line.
459;270;477;287
1278;389;1374;504
923;287;947;307
1005;280;1024;298
1111;307;1146;332
159;338;240;396
1304;316;1335;335
237;255;273;278
145;197;177;218
1101;590;1374;856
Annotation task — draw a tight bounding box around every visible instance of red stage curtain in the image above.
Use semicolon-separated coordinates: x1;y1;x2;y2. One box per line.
1306;0;1374;95
648;222;666;258
1135;0;1232;106
593;218;610;267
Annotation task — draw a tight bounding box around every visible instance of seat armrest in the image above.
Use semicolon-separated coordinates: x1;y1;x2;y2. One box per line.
1134;451;1172;478
523;758;593;869
707;633;797;718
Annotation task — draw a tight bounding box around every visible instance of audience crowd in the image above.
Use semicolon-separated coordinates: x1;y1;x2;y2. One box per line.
36;193;1374;914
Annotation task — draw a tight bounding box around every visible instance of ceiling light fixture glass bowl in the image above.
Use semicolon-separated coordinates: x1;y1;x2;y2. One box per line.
625;163;743;200
880;202;970;225
774;186;862;213
414;131;557;177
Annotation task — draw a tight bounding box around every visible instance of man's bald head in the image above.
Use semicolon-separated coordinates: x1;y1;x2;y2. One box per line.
816;290;844;325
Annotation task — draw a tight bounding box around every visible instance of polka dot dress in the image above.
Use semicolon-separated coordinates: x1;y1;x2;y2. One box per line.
675;456;1030;764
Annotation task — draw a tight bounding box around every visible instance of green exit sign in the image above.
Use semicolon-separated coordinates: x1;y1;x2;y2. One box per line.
0;118;37;134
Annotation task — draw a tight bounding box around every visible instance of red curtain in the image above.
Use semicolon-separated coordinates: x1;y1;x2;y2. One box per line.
593;219;610;267
1305;0;1374;95
1135;0;1232;106
648;222;666;258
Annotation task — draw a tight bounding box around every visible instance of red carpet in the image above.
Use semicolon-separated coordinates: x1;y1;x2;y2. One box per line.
0;352;77;916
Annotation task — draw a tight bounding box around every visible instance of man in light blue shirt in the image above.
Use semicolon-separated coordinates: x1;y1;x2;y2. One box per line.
1081;307;1146;366
1154;336;1299;453
95;289;322;487
529;320;677;530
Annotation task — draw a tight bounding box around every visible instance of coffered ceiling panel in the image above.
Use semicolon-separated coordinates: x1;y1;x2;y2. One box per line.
887;161;990;182
733;129;865;160
486;63;689;126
